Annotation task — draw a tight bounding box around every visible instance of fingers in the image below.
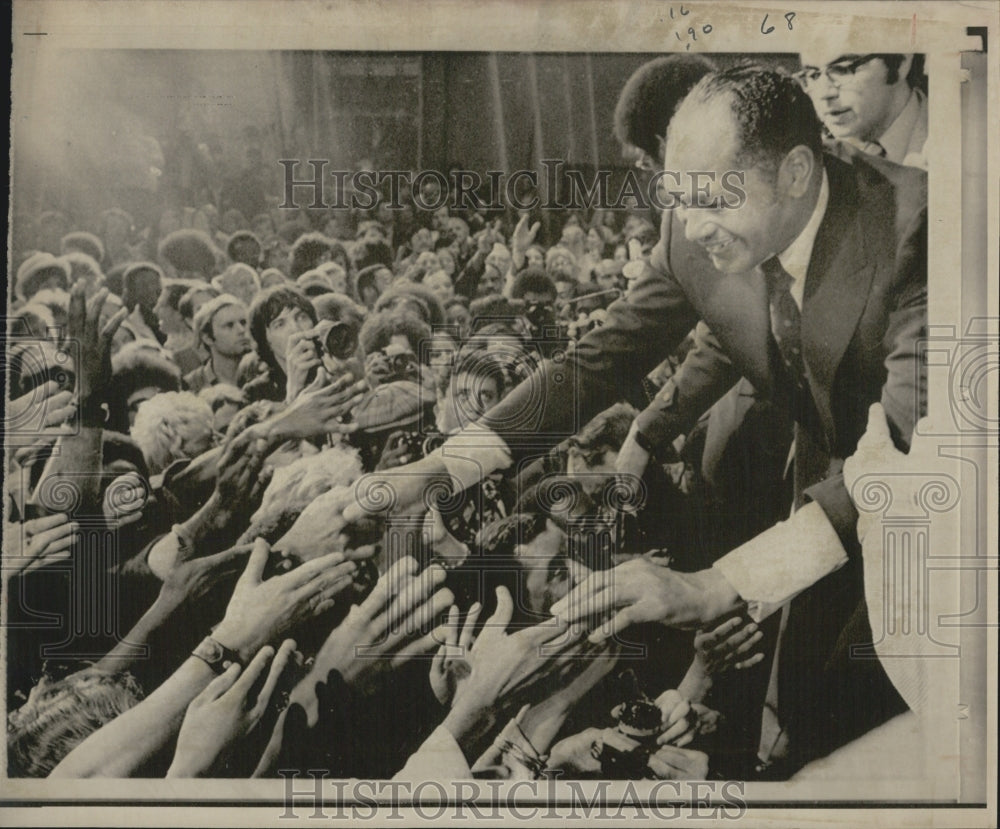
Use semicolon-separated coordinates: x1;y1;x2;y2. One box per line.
100;306;129;343
240;538;271;586
386;587;455;652
284;551;350;589
358;556;419;618
458;602;481;652
29;518;79;557
698;616;742;650
434;605;461;667
24;512;71;533
198;661;242;703
734;651;766;670
658;700;693;745
85;287;111;328
479;585;514;640
68;281;87;337
586;602;633;645
199;543;256;578
549;569;614;623
231;644;276;699
385;565;447;631
251;639;297;718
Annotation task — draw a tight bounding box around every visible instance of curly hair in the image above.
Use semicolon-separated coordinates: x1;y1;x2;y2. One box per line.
7;669;144;777
674;65;823;176
248;285;317;369
289;231;332;279
358;310;433;359
613;55;716;160
130;391;214;475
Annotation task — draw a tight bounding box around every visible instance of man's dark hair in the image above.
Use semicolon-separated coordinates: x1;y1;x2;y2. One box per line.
614;55;717;161
358;310;433;359
677;66;824;176
227;230;263;268
374;281;446;329
157;229;218;277
249;285;317;369
122;263;163;311
353;240;393;272
289;232;332;279
510;269;557;301
178;284;220;322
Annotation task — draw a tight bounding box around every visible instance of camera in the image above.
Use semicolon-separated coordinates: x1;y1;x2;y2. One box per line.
311;319;358;361
600;699;662;779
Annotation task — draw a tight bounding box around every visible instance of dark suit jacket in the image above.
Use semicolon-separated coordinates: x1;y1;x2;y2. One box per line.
487;152;927;559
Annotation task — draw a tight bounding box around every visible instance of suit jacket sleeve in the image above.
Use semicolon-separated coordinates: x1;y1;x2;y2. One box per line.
803;205;928;556
480;215;700;459
632;320;742;451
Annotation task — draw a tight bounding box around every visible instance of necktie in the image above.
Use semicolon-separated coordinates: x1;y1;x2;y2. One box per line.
763;257;808;392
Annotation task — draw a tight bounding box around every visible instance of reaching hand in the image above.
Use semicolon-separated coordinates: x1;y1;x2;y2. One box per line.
646;745;709;779
66;284;128;426
8;380;77;433
443;586;578;743
310;557;453;693
652;689;696;747
511;214;541;257
693;616;765;674
214;428;273;509
157;542;256;614
430;602;481;705
549;558;741;641
4;513;79;574
284;331;322;403
167;639;298;777
102;471;149;529
276;372;366;440
212;539;357;664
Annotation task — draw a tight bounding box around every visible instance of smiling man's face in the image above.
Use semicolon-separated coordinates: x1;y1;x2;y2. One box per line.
665;96;791;276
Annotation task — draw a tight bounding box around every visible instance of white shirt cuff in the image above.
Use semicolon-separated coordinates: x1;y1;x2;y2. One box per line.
431;423;512;494
712;501;848;621
393;725;471;782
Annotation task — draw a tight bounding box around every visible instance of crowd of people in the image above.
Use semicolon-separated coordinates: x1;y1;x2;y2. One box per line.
5;48;929;783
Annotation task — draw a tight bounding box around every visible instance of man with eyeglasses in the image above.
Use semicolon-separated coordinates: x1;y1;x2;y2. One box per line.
796;51;927;170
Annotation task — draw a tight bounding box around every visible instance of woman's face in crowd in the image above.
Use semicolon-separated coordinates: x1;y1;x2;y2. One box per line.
445;303;471;337
153;291;184;333
524;246;545;270
436;248;456;277
266;305;314;362
587;228;604;255
423;269;454;302
613;244;629;265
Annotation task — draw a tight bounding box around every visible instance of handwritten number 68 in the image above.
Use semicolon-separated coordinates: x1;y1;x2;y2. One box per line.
761;12;795;34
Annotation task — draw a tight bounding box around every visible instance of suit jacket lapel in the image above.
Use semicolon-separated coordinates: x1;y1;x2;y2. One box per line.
801;156;877;444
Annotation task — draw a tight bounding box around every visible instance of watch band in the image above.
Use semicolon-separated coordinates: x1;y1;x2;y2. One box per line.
191;636;243;674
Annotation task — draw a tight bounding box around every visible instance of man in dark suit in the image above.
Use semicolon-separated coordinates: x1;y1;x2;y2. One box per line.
344;66;926;773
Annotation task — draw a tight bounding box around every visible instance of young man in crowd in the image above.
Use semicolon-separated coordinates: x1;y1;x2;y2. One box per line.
184;294;252;392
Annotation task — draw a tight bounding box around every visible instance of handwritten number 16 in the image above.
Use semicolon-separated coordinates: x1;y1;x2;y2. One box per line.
761;12;795;34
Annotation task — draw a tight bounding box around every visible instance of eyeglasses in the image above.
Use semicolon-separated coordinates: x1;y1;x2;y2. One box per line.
794;54;880;91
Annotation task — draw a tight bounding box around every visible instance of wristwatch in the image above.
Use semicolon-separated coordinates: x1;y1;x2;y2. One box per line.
191;636;243;674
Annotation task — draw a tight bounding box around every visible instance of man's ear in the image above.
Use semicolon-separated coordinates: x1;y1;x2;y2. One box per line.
778;145;816;199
